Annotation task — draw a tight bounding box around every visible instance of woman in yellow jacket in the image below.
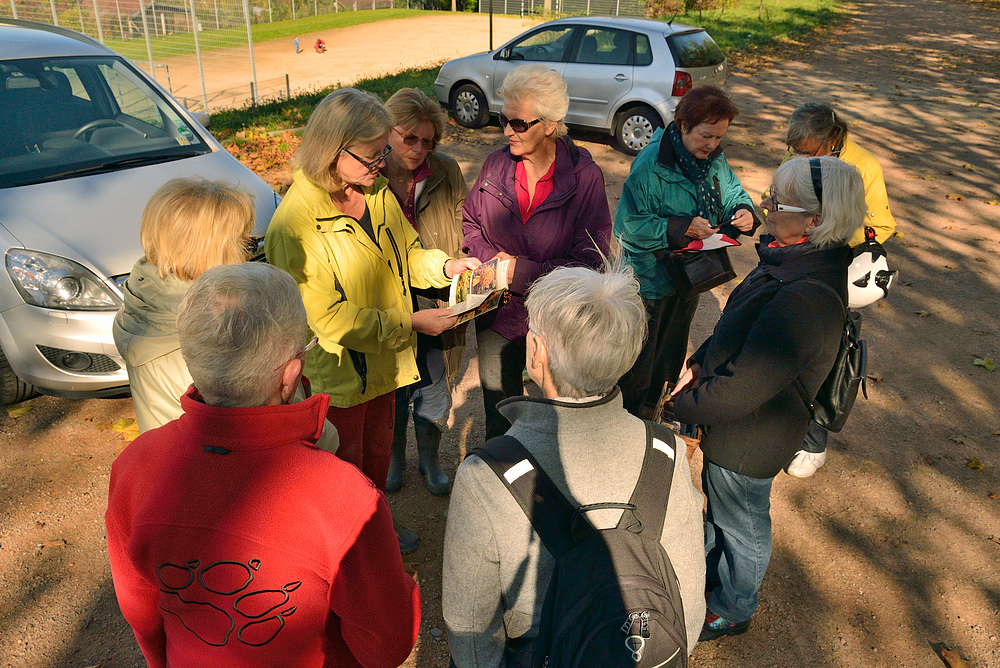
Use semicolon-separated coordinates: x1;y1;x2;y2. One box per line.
785;102;896;245
265;88;479;497
781;101;897;477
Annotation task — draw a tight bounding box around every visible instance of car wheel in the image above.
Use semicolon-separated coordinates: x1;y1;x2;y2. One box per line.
0;346;36;406
451;83;489;129
615;106;662;156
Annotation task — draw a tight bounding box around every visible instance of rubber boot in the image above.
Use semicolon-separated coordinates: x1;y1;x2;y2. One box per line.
415;419;450;496
394;520;419;554
386;405;408;494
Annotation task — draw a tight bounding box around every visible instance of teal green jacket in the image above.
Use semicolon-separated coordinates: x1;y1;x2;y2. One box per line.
615;126;757;300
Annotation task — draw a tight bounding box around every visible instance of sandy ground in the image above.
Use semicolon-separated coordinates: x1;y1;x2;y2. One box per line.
2;1;1000;667
150;14;538;108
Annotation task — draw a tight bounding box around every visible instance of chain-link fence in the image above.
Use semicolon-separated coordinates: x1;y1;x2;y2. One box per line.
477;0;647;18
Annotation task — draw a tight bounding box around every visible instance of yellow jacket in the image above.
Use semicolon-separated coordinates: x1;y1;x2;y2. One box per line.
768;135;897;246
265;169;452;408
838;135;896;246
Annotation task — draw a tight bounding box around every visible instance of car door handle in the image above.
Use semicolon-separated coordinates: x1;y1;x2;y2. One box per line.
614;74;629;82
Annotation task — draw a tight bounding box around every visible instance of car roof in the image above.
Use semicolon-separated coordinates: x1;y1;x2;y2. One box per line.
0;19;112;60
539;16;704;36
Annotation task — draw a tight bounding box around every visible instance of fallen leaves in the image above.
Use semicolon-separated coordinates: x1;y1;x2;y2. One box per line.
961;163;975;171
945;193;964;201
915;310;930;317
989;492;1000;501
987;200;999;206
967;457;985;471
941;646;972;668
973;357;997;372
7;405;33;419
98;417;140;445
866;371;883;382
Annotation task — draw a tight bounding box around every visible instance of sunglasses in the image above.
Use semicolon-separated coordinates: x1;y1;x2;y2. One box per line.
342;145;393;172
394;127;436;150
498;112;541;134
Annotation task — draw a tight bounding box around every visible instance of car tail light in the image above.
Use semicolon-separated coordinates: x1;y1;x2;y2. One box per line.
672;71;693;97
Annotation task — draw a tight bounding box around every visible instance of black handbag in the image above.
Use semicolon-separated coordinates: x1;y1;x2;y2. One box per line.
664;247;736;296
794;283;867;432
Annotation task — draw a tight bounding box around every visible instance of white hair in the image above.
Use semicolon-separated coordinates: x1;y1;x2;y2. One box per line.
497;64;569;139
525;263;647;398
177;263;308;408
772;156;865;249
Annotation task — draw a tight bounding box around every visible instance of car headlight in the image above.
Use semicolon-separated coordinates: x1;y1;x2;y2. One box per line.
5;249;122;311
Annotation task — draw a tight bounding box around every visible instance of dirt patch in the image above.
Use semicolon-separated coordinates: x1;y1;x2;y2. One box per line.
2;2;999;667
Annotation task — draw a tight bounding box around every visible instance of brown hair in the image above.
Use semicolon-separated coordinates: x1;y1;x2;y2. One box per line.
384;88;448;144
673;85;739;133
140;177;255;281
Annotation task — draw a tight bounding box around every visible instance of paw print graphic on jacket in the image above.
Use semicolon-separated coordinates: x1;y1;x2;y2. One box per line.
157;558;300;647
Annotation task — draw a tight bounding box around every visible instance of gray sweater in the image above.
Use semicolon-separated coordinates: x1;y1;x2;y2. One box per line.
443;390;706;666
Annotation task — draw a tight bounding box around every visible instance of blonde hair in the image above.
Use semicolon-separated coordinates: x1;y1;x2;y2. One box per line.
298;88;394;192
384;88;447;144
140;177;255;281
497;64;569;139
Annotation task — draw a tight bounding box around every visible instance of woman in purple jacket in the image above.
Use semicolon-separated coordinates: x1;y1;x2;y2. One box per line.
462;64;612;439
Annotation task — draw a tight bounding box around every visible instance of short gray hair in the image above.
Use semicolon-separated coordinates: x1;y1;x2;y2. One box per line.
786;101;849;150
497;64;569;139
772;156;865;249
177;263;309;408
525;264;647;398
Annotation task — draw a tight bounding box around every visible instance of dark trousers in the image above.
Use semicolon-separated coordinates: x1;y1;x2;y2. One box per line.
475;323;526;441
619;293;700;416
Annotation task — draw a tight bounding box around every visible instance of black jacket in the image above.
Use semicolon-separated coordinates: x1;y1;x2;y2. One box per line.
673;237;851;478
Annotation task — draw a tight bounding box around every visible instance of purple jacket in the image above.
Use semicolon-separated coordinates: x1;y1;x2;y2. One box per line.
462;138;612;340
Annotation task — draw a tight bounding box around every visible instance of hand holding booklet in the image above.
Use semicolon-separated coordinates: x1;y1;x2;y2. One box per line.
446;257;513;326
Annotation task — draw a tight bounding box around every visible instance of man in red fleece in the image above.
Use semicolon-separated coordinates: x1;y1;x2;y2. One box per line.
106;263;420;667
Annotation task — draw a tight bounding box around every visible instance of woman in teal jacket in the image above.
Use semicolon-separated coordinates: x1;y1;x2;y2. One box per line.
615;86;759;417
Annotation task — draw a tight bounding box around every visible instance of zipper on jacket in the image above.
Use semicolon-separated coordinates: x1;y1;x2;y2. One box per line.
332;273;368;394
385;228;407;297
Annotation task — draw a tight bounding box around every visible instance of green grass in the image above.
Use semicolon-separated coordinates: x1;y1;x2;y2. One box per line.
102;9;430;63
660;0;843;54
210;64;439;138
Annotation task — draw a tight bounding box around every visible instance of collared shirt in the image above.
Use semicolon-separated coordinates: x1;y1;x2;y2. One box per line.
384;160;432;230
767;236;811;248
515;158;556;222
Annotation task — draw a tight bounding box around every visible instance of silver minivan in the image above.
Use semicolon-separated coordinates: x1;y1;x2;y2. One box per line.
434;16;727;155
0;20;279;404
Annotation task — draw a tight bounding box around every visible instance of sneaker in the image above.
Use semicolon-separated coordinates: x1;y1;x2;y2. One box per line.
785;449;827;478
699;611;751;642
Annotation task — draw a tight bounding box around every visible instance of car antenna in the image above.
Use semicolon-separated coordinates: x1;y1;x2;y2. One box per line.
667;12;678;26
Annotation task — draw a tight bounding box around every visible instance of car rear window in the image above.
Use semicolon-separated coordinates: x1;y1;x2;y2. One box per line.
666;30;726;68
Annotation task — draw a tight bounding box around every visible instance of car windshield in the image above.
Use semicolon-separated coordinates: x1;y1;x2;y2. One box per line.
0;55;210;189
666;30;726;68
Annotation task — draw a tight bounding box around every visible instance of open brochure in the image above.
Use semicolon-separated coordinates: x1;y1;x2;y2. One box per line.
446;258;512;326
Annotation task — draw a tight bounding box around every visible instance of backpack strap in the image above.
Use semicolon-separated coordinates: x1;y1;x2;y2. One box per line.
471;435;578;559
789;277;847;409
619;421;678;543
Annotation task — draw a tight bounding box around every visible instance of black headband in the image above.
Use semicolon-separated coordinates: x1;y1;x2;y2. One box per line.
809;157;823;205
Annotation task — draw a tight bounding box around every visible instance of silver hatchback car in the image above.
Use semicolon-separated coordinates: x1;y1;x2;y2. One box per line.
0;20;279;404
434;16;727;155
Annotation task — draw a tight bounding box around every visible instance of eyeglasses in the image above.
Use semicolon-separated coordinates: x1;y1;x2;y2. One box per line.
342;145;393;172
764;190;808;214
498;112;541;134
272;336;319;373
394;127;436;150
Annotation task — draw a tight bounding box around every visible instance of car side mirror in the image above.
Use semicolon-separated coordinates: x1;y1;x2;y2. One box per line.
494;48;509;60
191;111;211;128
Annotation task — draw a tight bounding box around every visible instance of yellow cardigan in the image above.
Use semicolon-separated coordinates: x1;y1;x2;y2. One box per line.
838;135;897;246
265;170;451;408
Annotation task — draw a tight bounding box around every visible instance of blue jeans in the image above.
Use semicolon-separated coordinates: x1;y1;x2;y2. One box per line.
703;461;774;623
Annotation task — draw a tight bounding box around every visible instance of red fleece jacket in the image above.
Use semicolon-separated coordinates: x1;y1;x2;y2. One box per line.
106;387;419;667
